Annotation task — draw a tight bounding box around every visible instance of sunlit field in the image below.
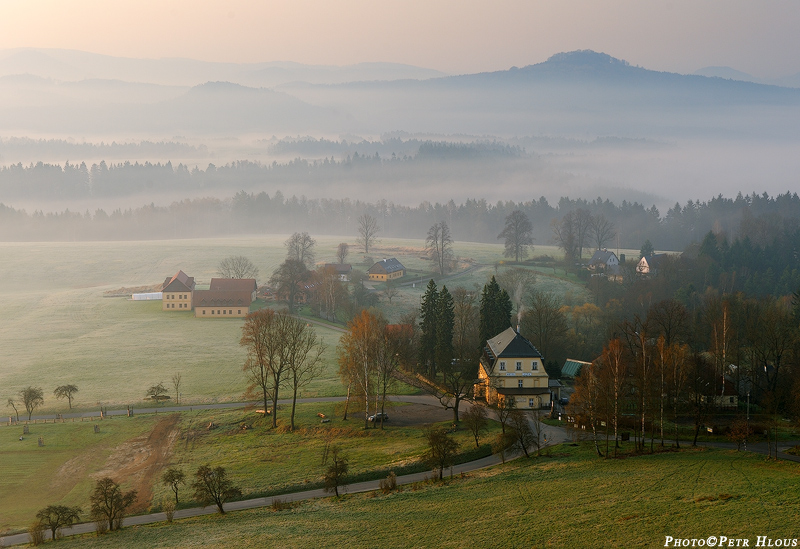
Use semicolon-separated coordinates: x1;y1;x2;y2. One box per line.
0;236;586;413
32;444;800;548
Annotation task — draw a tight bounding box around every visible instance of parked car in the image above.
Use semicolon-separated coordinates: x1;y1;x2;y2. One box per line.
559;397;570;406
368;413;389;423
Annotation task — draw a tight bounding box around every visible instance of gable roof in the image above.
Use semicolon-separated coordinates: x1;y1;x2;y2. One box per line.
639;253;668;268
193;290;253;307
368;258;405;275
324;263;352;274
589;250;617;265
486;327;543;360
162;270;195;292
209;278;257;293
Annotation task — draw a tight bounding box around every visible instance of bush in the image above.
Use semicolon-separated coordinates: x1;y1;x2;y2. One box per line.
28;520;45;546
379;471;397;494
94;518;108;536
162;498;176;523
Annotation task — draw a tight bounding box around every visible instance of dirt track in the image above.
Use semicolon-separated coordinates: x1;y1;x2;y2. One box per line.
92;414;181;512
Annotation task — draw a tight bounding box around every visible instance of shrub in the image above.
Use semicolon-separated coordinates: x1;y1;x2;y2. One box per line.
379;471;397;494
28;520;45;546
162;498;176;523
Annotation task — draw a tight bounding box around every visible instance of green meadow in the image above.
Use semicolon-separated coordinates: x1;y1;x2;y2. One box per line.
0;236;584;413
37;445;800;548
0;403;499;533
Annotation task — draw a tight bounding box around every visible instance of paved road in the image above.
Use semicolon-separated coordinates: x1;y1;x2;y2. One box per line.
3;397;796;546
0;395;570;547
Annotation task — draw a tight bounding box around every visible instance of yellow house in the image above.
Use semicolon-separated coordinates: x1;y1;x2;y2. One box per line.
475;327;552;410
367;258;405;281
194;278;257;318
161;270;195;311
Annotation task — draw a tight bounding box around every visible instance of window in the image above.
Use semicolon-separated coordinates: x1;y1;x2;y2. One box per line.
238;310;242;315
518;379;524;388
229;310;233;315
202;310;206;315
529;398;535;408
499;361;506;371
211;310;214;314
532;361;538;370
516;361;522;371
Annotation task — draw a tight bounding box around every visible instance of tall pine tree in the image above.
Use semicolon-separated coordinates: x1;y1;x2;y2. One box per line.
435;285;455;376
479;276;513;346
419;279;439;376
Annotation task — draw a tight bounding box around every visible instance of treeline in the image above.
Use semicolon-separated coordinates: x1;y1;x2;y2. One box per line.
266;136;522;160
0;137;205;163
0;140;522;201
2;181;800;256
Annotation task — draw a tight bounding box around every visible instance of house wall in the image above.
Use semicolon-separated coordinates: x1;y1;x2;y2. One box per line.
368;270;403;281
162;291;193;311
195;306;249;318
475;358;551;409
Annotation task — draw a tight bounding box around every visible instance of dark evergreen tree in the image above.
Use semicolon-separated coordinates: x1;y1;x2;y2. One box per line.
419;279;439;376
479;276;512;345
434;285;455;375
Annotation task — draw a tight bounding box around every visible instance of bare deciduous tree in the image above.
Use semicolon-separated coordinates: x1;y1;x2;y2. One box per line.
383;278;399;304
590;214;616;251
241;309;285;429
422;426;459;480
284;318;326;431
217;255;259;280
7;398;20;422
269;258;309;313
426;221;454;275
357;214;380;254
146;382;170;404
36;505;81;541
336;242;349;264
20;386;44;420
171;373;182;405
322;446;349;497
462;403;488;448
191;464;241;514
162;467;186;505
498;210;534;262
89;477;137;532
53;384;78;410
285;232;316;267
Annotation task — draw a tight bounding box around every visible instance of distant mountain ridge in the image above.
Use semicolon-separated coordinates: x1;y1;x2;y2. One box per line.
1;48;800;138
0;48;448;87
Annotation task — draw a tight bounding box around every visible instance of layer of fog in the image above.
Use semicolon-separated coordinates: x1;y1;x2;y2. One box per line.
5;137;798;219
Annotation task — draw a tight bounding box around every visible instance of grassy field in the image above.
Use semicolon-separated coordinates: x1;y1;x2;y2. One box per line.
34;444;800;548
0;402;499;533
0;236;587;413
0;414;161;531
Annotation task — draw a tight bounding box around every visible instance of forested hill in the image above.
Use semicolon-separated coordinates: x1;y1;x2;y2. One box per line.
1;178;798;257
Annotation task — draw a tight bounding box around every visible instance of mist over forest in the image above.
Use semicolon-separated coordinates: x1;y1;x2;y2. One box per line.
1;48;799;246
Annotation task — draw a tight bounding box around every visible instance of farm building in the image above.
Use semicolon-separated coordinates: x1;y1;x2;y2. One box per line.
367;258;405;281
161;270;195;311
194;278;257;318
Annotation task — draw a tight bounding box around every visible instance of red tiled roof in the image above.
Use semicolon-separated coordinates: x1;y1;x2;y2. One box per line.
209;278;257;293
162;270;195;292
193;290;253;308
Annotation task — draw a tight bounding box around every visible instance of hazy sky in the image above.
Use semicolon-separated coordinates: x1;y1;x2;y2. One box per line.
2;0;799;77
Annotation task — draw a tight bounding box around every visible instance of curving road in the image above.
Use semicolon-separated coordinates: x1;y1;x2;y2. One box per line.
0;395;572;547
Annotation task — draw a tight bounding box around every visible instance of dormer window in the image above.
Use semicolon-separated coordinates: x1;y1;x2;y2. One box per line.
499;361;506;371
